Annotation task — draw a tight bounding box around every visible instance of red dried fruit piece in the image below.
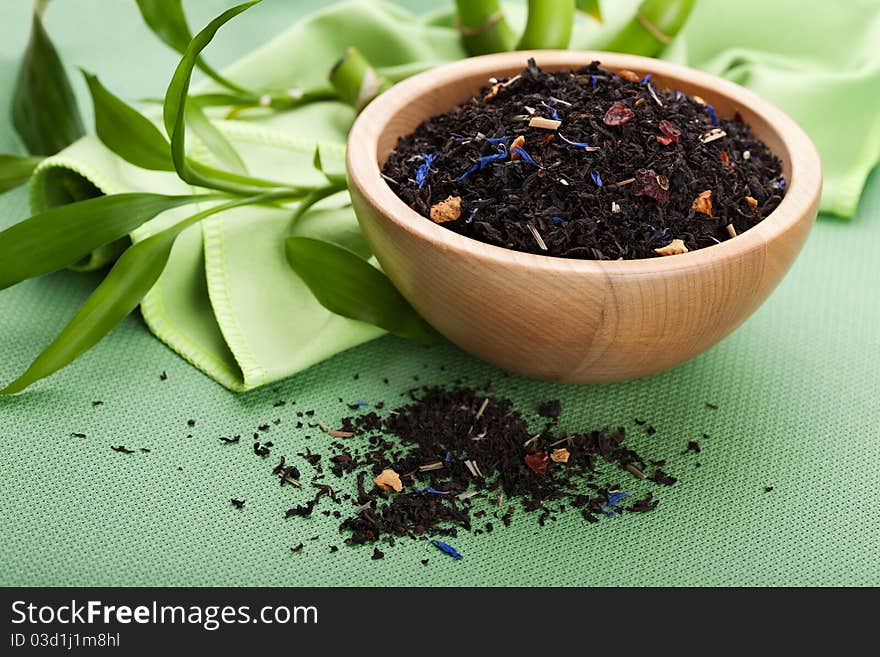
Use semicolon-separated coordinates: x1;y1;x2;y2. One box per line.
633;168;670;205
656;119;681;145
603;102;635;126
720;151;729;166
524;452;550;475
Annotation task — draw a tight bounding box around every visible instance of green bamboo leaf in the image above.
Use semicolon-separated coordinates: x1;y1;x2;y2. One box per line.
135;0;251;96
0;228;178;395
288;184;347;226
12;12;85;155
163;1;297;196
134;0;192;53
185;98;247;175
313;146;346;186
0;192;214;290
0;154;43;193
0;192;292;394
82;71;174;171
285;237;439;344
576;0;602;22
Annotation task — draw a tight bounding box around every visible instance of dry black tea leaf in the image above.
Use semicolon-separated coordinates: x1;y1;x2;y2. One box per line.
382;59;783;259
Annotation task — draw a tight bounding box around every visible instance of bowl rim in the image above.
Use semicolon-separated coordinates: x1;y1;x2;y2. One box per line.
346;50;822;276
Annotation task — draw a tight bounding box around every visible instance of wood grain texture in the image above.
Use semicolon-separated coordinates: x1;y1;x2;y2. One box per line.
346;51;822;383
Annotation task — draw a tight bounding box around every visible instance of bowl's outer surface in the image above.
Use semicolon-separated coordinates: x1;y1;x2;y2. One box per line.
346;51;822;383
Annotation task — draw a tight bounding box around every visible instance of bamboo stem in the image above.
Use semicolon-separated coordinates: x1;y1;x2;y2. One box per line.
603;0;695;57
518;0;575;50
454;0;516;55
328;47;391;112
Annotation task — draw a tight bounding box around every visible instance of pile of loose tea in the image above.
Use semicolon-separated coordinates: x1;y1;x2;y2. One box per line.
269;385;683;558
382;59;785;259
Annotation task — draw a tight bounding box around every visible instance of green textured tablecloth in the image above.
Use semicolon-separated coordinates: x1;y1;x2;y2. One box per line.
1;0;878;587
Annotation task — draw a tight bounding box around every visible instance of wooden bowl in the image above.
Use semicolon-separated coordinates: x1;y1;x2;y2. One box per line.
346;51;822;383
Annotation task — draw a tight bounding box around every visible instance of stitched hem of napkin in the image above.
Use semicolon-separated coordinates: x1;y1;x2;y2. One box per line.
26;156;250;389
198;124;348;390
140;285;246;391
29;159;123;213
27;125;351;393
201;215;268;390
215;121;348;159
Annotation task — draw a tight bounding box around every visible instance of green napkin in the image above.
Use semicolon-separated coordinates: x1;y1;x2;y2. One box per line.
29;0;880;391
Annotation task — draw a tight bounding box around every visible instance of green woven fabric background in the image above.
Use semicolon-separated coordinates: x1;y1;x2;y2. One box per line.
1;0;878;587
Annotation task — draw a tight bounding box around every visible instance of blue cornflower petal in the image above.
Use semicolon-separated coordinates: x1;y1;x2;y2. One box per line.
590;75;598;88
483;135;509;145
477;148;509;169
551;216;565;224
675;91;685;101
590;170;603;187
413;153;436;188
454;163;478;182
607;491;631;506
706;105;719;126
456;145;508;181
416;487;449;495
355;400;369;407
558;133;591;149
773;177;787;191
430;539;463;560
540;101;560;121
511;147;538;167
445;452;452;463
640;73;653;85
